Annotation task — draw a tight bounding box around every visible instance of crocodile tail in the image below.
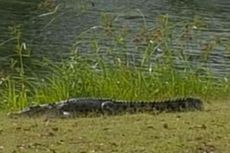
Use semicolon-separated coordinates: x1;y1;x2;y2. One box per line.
153;97;204;112
183;97;204;110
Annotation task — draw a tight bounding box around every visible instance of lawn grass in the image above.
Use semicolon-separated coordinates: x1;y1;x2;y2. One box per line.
0;100;230;153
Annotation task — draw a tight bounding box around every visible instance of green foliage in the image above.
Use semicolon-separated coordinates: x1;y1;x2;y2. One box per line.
1;25;31;110
0;16;229;111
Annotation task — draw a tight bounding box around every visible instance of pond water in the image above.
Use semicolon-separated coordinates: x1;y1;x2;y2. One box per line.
0;0;229;78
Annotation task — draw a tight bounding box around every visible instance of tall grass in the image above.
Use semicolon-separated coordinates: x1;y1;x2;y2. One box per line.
1;25;31;110
0;15;229;111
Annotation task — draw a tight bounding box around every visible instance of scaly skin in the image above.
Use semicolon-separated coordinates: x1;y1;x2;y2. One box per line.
8;97;204;117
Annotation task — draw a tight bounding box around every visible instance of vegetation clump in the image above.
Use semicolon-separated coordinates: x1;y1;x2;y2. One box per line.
0;15;229;111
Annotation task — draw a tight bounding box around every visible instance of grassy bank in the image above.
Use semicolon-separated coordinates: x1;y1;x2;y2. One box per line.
0;101;230;153
0;15;229;111
0;13;229;153
1;53;229;111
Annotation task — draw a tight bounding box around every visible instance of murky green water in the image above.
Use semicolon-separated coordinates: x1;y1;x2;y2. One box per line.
0;0;229;77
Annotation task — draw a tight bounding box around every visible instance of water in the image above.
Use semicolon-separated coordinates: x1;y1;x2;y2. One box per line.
0;0;229;77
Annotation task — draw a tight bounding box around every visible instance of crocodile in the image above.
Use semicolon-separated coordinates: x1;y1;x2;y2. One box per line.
8;97;204;118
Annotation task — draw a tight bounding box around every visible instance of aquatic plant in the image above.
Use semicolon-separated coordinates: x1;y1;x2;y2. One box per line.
0;15;229;111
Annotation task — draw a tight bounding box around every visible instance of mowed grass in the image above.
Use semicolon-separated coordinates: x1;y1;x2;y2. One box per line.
0;100;230;153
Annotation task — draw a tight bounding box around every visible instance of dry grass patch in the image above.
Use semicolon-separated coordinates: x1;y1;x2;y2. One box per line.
0;100;229;153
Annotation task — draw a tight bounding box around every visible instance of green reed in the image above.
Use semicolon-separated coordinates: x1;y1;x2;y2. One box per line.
1;25;30;110
0;15;229;111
